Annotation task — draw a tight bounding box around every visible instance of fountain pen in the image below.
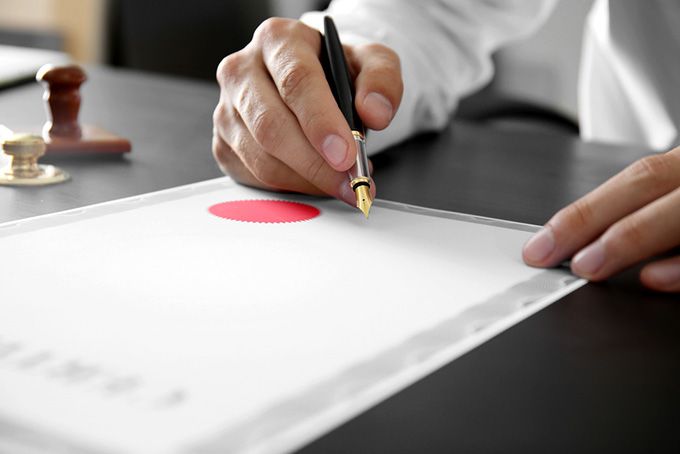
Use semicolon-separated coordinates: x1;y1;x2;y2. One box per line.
321;16;373;218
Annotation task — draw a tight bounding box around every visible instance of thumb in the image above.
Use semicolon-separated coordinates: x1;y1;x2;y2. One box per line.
350;43;403;131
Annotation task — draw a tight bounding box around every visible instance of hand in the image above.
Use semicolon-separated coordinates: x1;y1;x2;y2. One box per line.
523;147;680;292
212;18;403;204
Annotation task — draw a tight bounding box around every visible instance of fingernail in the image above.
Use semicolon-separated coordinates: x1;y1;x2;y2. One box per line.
523;227;555;263
572;240;606;277
363;92;393;124
339;181;356;206
645;263;680;288
321;134;348;167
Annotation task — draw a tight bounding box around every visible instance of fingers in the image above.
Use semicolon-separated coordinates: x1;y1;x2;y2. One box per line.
213;17;390;206
256;18;356;171
641;255;680;292
213;124;375;205
215;22;356;203
211;131;261;188
213;124;372;205
225;58;352;200
213;99;341;199
351;43;403;130
523;149;680;269
570;186;680;280
212;129;324;196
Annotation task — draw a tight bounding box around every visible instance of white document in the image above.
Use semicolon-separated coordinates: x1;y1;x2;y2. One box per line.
0;178;584;454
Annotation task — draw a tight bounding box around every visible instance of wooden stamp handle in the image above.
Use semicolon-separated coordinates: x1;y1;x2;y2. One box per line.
36;64;87;139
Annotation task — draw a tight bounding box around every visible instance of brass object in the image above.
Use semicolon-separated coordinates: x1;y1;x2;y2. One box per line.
0;133;70;186
350;175;371;189
354;184;372;218
348;131;372;218
350;176;372;218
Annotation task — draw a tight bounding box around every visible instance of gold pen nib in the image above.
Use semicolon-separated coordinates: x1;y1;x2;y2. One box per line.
354;184;372;218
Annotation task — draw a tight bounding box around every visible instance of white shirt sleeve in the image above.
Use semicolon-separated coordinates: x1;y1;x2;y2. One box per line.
302;0;556;153
579;0;678;151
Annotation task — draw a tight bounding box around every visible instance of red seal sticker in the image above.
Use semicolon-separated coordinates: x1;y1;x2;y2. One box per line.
208;200;320;223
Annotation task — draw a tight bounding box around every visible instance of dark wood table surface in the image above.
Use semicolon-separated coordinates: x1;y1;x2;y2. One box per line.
1;67;678;453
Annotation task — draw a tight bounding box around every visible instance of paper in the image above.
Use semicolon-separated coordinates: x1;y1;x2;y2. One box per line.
0;178;584;454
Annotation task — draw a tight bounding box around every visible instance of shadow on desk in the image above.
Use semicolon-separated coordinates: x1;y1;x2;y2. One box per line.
372;120;647;227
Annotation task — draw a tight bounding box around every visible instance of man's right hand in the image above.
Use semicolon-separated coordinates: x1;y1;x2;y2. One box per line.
212;18;403;205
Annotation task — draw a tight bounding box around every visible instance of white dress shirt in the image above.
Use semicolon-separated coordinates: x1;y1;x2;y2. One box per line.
302;0;680;153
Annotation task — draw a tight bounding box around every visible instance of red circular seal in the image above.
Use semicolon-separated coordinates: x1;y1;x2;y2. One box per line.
208;200;320;223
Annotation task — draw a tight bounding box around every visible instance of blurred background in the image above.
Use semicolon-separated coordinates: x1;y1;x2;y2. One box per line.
0;0;593;133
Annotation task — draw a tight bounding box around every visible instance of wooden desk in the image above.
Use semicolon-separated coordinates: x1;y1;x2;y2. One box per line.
1;67;678;453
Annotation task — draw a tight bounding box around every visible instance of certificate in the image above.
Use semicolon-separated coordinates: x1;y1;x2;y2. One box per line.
0;178;584;453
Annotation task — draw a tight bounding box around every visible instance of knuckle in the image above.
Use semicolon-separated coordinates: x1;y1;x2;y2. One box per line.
212;103;238;140
627;154;673;183
250;109;283;150
212;144;227;167
355;44;403;100
367;43;399;61
358;42;386;54
359;43;401;69
211;135;221;158
304;156;328;185
250;150;280;188
559;198;594;232
278;62;313;104
288;19;311;37
211;138;234;173
216;52;246;84
233;85;250;114
300;109;326;136
212;103;226;126
232;129;251;156
366;67;404;99
606;216;646;250
254;17;292;43
368;65;401;82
